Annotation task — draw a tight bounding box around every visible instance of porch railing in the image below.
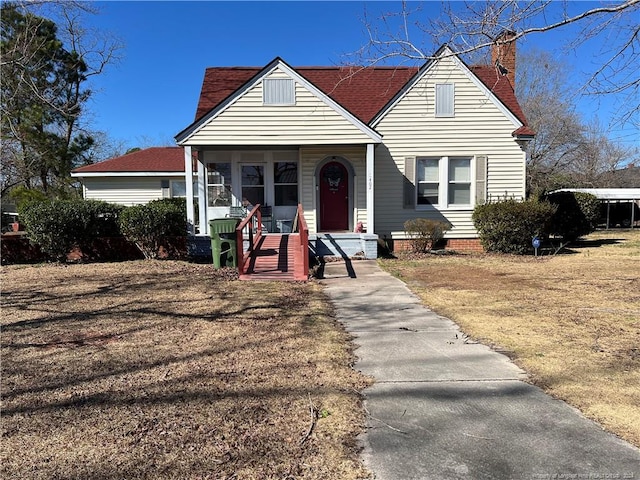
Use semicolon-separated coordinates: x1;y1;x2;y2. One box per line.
236;204;262;274
293;203;309;278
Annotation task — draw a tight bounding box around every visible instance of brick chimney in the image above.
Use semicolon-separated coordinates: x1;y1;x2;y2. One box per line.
491;30;517;89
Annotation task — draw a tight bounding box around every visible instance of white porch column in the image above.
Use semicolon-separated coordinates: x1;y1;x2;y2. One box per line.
184;146;195;234
197;158;206;234
366;143;375;233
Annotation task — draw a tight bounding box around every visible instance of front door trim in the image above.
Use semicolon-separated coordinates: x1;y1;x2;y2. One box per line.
315;156;355;232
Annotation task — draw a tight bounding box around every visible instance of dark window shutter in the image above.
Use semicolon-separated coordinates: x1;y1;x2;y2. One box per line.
476;155;487;205
403;157;416;209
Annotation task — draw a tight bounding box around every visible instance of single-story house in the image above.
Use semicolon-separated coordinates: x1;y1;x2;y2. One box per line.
74;35;534;258
72;147;194;205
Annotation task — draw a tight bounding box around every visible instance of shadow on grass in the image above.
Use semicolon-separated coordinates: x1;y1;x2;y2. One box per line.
571;238;625;249
1;266;330;406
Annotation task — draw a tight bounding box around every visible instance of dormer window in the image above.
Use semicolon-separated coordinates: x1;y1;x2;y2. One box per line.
435;83;454;117
263;78;295;105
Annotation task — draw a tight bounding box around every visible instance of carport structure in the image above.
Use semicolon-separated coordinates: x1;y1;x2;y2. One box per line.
556;188;640;229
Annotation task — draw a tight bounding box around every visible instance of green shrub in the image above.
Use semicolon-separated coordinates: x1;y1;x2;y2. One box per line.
119;199;186;259
544;191;600;242
9;186;48;209
19;199;122;261
472;199;556;254
403;218;451;252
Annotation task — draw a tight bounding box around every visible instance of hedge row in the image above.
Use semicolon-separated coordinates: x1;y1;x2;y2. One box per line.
19;198;187;261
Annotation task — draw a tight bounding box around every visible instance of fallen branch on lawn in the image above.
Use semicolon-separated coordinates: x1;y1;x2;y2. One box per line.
299;394;319;445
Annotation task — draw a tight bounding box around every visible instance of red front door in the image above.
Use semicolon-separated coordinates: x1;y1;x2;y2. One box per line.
319;161;349;231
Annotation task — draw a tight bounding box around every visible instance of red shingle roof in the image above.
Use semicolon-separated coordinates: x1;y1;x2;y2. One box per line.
195;66;417;125
194;62;533;135
73;147;186;173
470;65;535;137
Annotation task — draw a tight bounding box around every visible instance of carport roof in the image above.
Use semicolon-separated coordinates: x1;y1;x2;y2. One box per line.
554;188;640;201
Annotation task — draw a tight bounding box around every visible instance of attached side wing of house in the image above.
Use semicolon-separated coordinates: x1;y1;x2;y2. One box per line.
371;45;533;249
71;147;193;206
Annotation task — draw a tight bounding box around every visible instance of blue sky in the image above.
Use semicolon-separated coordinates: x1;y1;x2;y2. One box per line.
82;1;638;154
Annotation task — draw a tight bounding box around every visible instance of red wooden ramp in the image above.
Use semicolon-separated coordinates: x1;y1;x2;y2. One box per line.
239;233;308;281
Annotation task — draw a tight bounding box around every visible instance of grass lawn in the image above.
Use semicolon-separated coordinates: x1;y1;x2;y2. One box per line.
1;262;371;479
380;229;640;447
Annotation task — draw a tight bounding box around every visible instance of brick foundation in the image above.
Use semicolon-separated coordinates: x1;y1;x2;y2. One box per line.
390;238;484;254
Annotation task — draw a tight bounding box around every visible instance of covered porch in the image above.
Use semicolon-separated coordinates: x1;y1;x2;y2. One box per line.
181;143;380;263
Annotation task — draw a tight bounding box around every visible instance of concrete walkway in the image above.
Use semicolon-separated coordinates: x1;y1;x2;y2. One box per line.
320;260;640;480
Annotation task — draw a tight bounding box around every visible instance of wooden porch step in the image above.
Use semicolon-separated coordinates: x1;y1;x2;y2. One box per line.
239;233;307;281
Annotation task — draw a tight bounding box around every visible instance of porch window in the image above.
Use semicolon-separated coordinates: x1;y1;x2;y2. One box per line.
274;162;298;206
417;158;440;205
241;164;265;206
263;78;295;105
435;83;454;117
207;162;232;206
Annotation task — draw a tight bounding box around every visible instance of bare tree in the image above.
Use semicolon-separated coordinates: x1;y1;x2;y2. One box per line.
515;49;585;194
1;1;122;197
515;49;638;193
353;1;639;126
569;120;638;187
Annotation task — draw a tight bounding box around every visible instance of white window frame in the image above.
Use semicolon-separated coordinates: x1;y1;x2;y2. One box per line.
170;180;187;198
416;156;474;210
435;83;455;118
263;78;295;105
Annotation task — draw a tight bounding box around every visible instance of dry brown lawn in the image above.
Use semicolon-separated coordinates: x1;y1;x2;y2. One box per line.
380;229;640;447
1;261;371;480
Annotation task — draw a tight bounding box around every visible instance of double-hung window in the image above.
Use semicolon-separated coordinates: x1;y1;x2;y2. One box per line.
448;157;471;205
414;156;472;207
417;158;440;205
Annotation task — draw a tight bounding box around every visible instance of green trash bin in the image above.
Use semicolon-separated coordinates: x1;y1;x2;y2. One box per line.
209;218;240;268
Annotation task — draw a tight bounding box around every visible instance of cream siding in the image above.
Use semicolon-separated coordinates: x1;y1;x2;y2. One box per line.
374;55;526;239
81;177;184;205
186;67;375;146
